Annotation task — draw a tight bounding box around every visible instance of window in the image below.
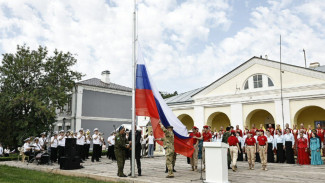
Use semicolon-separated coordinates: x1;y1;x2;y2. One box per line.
253;74;263;88
268;77;274;87
244;81;249;90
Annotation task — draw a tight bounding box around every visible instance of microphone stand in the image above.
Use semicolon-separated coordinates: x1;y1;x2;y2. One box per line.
191;140;205;182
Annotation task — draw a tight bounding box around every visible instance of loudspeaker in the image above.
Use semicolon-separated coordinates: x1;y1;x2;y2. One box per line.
40;153;50;164
65;138;77;158
60;156;81;170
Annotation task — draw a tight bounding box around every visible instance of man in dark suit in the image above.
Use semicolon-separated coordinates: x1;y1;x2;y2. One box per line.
128;125;142;176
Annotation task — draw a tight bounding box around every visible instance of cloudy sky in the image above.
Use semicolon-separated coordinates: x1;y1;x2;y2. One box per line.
1;0;325;93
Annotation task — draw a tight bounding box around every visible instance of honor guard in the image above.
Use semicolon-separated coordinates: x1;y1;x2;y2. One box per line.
115;126;130;177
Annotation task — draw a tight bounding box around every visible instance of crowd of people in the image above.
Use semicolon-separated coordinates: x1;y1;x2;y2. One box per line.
21;128;105;164
9;122;325;179
194;123;325;172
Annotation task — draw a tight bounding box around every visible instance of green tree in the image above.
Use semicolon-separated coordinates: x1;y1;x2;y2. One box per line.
0;45;83;148
160;91;178;99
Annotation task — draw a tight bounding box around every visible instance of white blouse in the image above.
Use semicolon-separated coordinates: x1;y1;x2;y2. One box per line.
284;133;295;144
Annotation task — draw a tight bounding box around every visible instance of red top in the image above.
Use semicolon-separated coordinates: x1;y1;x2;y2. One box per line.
189;132;201;145
235;129;243;137
267;128;275;136
292;129;299;142
245;137;256;146
306;130;312;140
283;128;292;134
316;128;324;142
297;137;308;148
250;128;257;136
228;136;239;146
257;135;267;146
203;132;212;142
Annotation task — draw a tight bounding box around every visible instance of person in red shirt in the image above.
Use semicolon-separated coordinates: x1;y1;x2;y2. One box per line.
267;124;275;136
250;124;257;137
235;125;243;137
257;131;268;171
189;126;201;171
245;132;256;170
297;132;310;165
283;123;292;134
201;125;212;171
299;123;306;134
227;130;241;172
316;124;324;156
243;126;249;136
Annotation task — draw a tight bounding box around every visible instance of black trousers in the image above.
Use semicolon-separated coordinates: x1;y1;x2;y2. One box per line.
57;146;65;163
276;143;285;163
99;145;102;158
110;145;116;160
92;144;100;161
84;144;90;159
285;141;295;164
267;143;274;163
50;147;57;162
76;145;84;161
237;142;243;161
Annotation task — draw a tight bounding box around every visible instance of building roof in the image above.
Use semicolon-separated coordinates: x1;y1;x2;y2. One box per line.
166;56;325;105
165;87;204;105
311;65;325;72
77;78;131;92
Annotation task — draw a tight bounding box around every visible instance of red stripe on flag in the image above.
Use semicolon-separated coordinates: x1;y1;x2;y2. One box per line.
135;89;159;118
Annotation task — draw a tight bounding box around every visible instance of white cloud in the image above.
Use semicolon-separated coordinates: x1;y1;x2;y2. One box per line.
1;0;325;93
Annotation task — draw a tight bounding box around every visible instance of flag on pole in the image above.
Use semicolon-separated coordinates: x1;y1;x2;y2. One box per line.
135;58;194;157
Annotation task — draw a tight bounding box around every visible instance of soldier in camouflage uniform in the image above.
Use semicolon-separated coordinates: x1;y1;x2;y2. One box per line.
222;126;232;169
114;126;130;177
157;121;175;178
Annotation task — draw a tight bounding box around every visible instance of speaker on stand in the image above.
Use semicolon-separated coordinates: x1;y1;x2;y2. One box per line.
60;138;82;170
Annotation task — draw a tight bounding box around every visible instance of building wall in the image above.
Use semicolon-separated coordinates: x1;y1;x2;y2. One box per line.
81;119;131;146
82;89;132;119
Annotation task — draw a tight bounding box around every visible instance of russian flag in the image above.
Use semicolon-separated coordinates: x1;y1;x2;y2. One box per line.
135;59;194;157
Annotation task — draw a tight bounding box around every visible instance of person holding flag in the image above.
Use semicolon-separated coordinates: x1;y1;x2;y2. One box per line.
156;121;175;178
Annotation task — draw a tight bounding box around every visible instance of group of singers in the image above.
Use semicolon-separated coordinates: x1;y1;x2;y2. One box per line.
201;123;324;171
22;128;106;164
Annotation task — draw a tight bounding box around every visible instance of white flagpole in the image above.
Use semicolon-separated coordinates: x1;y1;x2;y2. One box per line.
131;0;137;178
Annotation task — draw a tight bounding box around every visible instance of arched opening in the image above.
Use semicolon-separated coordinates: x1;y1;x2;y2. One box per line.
207;112;231;131
246;109;275;129
177;114;194;131
294;106;325;129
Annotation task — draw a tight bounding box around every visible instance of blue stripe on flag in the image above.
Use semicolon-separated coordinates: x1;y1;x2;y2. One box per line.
154;97;190;140
136;64;152;90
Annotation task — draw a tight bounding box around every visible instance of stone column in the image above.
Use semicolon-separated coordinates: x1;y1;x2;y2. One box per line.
194;106;205;131
231;103;243;129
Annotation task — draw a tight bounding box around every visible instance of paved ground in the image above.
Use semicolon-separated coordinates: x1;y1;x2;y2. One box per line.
1;155;325;183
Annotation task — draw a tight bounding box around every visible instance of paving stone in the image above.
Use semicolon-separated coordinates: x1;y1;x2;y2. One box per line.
1;155;325;183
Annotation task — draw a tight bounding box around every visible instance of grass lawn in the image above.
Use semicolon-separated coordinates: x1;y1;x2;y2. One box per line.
0;165;114;183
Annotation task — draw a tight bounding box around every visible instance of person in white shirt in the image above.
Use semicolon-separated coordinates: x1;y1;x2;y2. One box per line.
23;138;33;162
141;135;147;156
92;128;100;162
77;129;85;162
242;130;248;161
50;132;58;163
284;128;295;164
147;131;155;158
236;132;244;161
107;132;116;160
39;132;47;150
57;130;66;164
254;132;260;163
85;129;91;159
266;131;274;163
0;144;3;157
33;138;43;154
4;146;10;157
274;130;285;163
212;132;223;142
